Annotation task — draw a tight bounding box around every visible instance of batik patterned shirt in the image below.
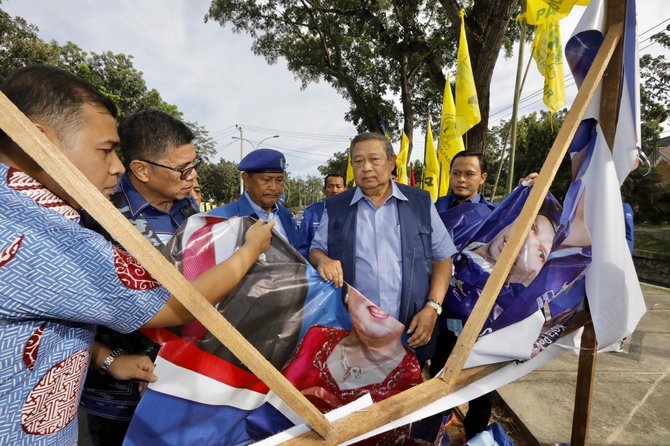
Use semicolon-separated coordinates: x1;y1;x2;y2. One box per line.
0;163;170;445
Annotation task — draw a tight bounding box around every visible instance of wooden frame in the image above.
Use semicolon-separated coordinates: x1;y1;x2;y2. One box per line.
281;17;623;444
0;2;628;443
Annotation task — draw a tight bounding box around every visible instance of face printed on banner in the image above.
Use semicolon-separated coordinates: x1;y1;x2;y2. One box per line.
473;214;555;286
345;286;404;348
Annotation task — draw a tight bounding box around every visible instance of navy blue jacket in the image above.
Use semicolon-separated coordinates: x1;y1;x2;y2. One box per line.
435;192;496;214
325;184;434;326
296;201;325;258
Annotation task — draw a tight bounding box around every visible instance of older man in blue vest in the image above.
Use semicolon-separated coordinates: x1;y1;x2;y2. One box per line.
309;132;456;363
209;148;298;248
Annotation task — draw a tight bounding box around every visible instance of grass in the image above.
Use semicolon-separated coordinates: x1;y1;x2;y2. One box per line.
634;224;670;253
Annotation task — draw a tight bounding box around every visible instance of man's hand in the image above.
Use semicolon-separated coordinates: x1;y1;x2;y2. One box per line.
244;219;275;254
316;258;344;287
519;172;539;187
407;306;439;348
106;354;157;394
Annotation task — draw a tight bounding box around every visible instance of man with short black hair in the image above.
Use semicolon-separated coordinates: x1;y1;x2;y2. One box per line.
209;148;298;248
0;65;273;445
435;150;496;213
296;173;345;257
79;108;201;444
115;109;200;244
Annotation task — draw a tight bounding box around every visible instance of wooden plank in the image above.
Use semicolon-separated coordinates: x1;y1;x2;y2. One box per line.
0;93;332;440
571;320;598;446
599;0;627;148
571;2;628;444
283;309;593;445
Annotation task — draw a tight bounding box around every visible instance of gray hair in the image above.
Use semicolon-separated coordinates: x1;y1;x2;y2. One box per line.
350;132;395;159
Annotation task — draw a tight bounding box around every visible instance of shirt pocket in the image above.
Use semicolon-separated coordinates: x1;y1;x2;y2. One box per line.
415;225;433;259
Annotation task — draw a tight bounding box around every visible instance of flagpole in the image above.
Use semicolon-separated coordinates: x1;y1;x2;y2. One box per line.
437;161;443;197
506;4;527;194
421;116;429;189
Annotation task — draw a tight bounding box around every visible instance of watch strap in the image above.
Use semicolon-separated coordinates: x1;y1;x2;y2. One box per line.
99;347;124;372
426;298;442;315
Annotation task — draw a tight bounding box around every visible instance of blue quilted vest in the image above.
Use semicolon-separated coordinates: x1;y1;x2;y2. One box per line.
325;183;434;327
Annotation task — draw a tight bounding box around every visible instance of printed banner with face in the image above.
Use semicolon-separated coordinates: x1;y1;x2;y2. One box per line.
440;175;592;366
124;216;423;445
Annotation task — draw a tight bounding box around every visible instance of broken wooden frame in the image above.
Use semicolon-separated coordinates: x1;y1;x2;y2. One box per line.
0;2;627;443
280;18;624;446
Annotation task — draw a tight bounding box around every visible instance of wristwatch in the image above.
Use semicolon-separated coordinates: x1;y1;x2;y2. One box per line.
99;347;124;372
425;298;443;316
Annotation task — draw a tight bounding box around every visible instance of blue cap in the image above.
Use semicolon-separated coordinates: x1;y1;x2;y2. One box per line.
238;148;286;173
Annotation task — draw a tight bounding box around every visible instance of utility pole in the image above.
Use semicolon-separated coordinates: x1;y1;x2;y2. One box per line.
236;124;244;195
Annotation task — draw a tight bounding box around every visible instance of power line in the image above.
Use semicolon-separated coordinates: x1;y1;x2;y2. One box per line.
489;18;669;127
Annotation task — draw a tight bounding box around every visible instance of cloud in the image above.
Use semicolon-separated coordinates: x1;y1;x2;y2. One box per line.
3;0;666;176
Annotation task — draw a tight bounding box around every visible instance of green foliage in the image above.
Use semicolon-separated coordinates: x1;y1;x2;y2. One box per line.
490;109;571;201
0;8;215;161
624;24;670;224
317;150;349;184
284;175;323;211
0;9;60;78
198;158;240;205
206;0;520;155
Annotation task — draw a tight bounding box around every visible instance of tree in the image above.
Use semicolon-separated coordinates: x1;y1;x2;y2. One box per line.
198;158;240;205
491;109;571;201
0;9;60;79
0;8;216;162
206;0;521;158
317;149;349;182
621;24;670;223
284;175;323;211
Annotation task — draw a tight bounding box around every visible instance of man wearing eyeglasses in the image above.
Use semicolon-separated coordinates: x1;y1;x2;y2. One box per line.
79;108;201;443
112;109;200;245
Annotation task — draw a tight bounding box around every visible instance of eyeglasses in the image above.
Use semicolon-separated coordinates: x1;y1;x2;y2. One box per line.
140;159;198;180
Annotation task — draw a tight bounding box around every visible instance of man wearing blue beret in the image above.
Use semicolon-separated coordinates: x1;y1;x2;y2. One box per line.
209;148;298;247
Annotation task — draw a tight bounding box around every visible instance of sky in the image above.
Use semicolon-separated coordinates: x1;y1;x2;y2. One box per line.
3;0;668;178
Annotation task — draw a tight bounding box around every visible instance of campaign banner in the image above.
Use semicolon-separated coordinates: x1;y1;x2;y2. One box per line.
125;216;423;445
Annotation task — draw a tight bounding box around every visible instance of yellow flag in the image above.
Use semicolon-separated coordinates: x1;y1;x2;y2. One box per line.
455;9;480;137
525;0;589;25
396;131;410;185
532;19;566;112
438;74;465;195
422;121;439;201
437;152;451;197
346;148;355;187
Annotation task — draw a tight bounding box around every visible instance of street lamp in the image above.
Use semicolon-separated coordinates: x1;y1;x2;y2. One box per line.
232;134;280;194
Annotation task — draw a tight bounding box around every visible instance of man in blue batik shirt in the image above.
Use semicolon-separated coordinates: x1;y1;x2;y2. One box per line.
296;173;345;257
209;148;298;248
0;65;273;446
309;132;456;364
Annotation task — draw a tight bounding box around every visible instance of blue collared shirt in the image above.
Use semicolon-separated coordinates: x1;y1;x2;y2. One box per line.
435;192;496;214
118;173;198;244
311;182;455;319
243;192;289;241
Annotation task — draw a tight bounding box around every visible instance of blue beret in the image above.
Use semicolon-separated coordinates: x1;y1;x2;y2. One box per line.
238;148;286;173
